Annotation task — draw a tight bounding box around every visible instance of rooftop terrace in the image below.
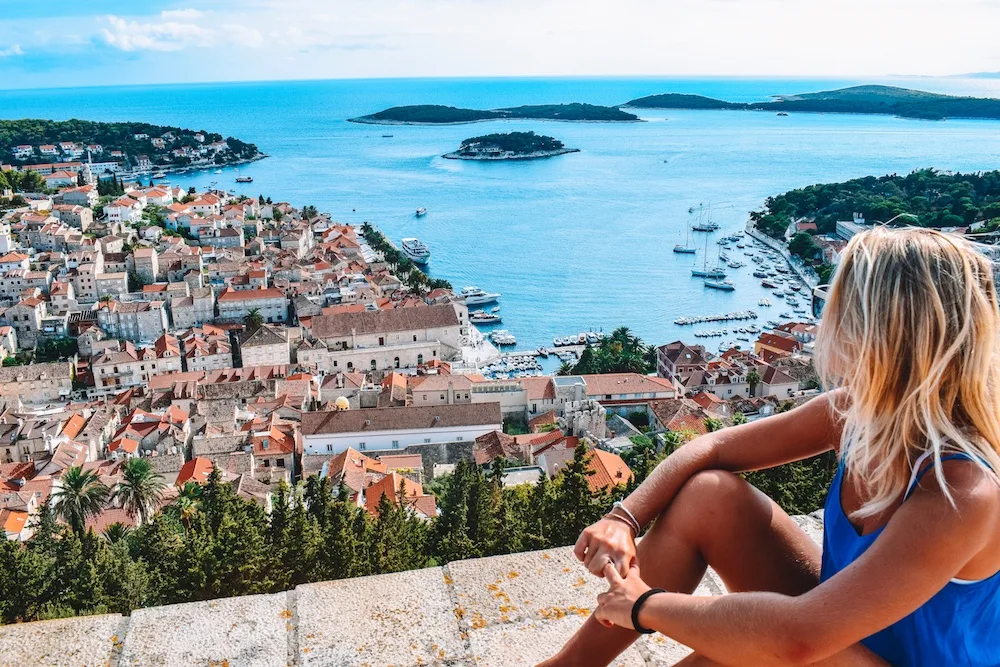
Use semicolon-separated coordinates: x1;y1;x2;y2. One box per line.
0;513;824;666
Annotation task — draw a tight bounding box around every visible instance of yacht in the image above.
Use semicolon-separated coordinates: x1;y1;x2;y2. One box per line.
236;176;253;183
415;207;427;217
470;311;502;324
673;244;697;254
704;279;736;291
692;220;720;232
458;286;500;305
152;171;167;178
401;238;431;264
692;267;727;279
213;169;223;174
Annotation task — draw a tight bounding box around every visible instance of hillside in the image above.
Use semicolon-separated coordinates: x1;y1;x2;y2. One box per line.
624;85;1000;121
0;118;262;170
349;103;639;124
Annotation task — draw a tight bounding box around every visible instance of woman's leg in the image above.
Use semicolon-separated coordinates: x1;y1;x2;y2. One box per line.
540;470;823;666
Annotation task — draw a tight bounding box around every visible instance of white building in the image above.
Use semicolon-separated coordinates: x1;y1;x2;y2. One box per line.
301;403;503;455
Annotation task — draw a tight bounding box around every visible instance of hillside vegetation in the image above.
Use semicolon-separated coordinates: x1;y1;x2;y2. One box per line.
625;85;1000;121
350;103;638;124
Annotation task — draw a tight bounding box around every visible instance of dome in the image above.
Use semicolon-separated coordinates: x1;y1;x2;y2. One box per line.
334;396;350;411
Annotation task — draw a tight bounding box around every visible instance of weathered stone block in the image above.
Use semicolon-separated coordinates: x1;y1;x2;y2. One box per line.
118;593;289;666
0;614;125;667
297;566;468;666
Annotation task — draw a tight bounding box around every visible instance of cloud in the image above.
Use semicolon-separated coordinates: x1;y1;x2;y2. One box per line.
100;11;213;52
0;44;24;57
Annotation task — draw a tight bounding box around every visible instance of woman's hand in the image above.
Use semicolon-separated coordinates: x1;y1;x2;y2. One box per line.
594;562;654;630
573;517;637;578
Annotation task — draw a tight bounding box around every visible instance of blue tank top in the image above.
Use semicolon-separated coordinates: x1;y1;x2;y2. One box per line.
821;452;1000;666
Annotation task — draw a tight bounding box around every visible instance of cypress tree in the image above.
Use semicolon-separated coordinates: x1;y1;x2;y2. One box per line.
551;442;602;546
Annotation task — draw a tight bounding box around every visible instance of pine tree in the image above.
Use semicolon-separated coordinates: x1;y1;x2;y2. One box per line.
430;459;475;562
487;458;523;555
550;442;602;546
522;471;554;550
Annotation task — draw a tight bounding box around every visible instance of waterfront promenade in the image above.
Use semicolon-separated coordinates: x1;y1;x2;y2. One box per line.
745;222;820;289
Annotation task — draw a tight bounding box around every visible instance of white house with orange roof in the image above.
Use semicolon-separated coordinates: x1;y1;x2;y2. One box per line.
43;170;77;188
0;252;29;273
105;196;143;224
217;286;288;324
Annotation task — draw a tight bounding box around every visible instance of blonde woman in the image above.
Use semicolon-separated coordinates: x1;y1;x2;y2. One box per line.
542;228;1000;666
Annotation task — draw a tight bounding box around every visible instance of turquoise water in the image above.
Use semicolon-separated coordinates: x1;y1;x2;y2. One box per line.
2;77;1000;351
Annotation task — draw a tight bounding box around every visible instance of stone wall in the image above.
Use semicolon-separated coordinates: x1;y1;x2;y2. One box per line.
0;514;825;667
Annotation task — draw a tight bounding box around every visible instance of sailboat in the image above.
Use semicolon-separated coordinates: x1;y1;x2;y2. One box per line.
691;230;727;279
673;216;696;254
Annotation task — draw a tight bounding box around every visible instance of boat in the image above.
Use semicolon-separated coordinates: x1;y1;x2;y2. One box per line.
491;306;501;313
753;270;768;278
470;311;502;324
761;279;778;288
777;112;789;117
537;348;548;357
401;237;431;264
382;134;394;138
213;169;223;174
758;298;772;307
704;279;736;291
673;218;697;254
236;176;253;183
458;286;500;305
415;207;427;217
692;267;727;279
692;220;720;232
553;337;563;347
152;171;166;178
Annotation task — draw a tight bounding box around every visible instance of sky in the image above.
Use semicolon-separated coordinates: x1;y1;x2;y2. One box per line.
1;0;1000;90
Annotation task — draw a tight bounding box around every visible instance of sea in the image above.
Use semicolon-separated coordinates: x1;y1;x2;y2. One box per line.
2;76;1000;357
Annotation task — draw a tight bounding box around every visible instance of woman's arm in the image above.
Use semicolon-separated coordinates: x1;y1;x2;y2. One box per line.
594;460;999;666
575;392;842;577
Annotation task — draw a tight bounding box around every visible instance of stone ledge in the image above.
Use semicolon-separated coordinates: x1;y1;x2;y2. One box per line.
0;514;824;666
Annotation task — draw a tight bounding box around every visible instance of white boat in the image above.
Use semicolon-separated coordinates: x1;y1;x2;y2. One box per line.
458;286;500;305
401;237;431;264
235;175;253;183
470;311;502;324
213;169;223;174
758;298;772;307
553;337;563;347
415;207;427;217
674;218;697;253
704;279;736;291
692;268;727;279
152;171;166;178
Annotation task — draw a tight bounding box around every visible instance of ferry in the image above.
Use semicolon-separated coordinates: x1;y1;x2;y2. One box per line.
470;311;502;324
401;238;431;264
236;176;253;183
704;279;736;291
458;286;500;305
415;207;427;217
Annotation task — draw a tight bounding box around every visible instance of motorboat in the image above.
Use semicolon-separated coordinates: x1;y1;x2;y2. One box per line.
470;311;502;324
401;237;431;264
236;176;253;183
458;286;500;305
704;279;736;291
415;207;427;217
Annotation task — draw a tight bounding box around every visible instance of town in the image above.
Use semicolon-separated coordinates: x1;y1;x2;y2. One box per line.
0;155;822;551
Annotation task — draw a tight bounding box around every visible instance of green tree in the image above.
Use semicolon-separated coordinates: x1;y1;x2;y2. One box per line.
549;442;601;546
52;467;110;536
114;457;165;526
243;307;264;332
746;368;761;397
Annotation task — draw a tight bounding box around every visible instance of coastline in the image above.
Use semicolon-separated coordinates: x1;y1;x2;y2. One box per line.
441;148;580;161
135;152;268;179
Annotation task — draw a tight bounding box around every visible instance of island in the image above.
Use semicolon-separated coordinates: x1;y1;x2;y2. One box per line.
441;131;579;160
0;118;264;175
623;85;1000;121
349;103;639;125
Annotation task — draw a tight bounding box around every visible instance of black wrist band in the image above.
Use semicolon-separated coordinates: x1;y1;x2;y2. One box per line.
631;588;665;634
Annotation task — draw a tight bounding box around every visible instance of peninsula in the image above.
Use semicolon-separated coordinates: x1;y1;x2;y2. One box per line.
442;131;579;160
624;85;1000;121
349;103;639;125
0;118;264;174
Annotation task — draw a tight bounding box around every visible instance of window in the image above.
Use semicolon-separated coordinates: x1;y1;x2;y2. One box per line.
417;354;423;366
433;350;436;356
378;337;384;346
347;362;353;370
276;458;285;468
371;359;377;371
440;394;445;400
262;438;268;449
263;459;270;468
333;361;338;368
424;438;431;444
359;441;366;450
422;395;427;401
532;403;537;412
326;443;333;452
605;394;612;400
392;440;399;449
456;436;463;441
394;357;400;369
413;335;417;342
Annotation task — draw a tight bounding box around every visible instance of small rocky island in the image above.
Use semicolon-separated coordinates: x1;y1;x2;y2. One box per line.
442;131;579;160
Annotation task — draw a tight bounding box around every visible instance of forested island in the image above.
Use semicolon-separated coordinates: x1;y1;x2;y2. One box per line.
0;118;263;171
624;85;1000;121
349;103;639;125
442;131;578;160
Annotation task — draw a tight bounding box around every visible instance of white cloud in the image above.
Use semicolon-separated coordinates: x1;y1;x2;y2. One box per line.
0;44;24;57
160;9;204;21
100;12;213;52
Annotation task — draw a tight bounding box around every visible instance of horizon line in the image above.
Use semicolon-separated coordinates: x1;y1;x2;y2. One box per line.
0;71;990;95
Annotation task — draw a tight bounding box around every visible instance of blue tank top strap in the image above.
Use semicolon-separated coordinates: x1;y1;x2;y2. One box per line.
905;451;977;500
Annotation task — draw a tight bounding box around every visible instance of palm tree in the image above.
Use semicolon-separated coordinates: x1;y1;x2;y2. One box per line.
114;457;165;526
177;496;200;532
746;368;761;397
103;522;132;544
52;466;110;536
243;307;264;332
557;361;575;376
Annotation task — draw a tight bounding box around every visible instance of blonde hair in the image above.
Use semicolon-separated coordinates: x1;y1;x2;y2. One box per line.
815;226;1000;518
